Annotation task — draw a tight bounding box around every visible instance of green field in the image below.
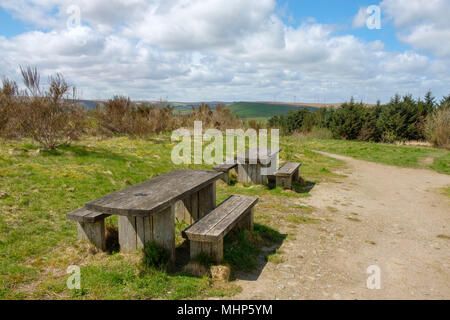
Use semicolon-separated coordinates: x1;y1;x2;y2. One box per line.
169;101;319;121
0;136;448;299
0;136;343;299
226;102;318;120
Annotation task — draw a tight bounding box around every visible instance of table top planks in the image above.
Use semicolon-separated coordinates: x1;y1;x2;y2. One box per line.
236;148;281;164
85;169;222;217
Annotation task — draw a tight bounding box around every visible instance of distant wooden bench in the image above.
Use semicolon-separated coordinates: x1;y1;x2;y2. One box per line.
274;162;302;190
67;208;111;251
213;162;238;184
182;195;258;263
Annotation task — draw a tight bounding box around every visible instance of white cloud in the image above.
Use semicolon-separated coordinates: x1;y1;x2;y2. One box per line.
381;0;450;58
0;0;449;102
352;7;368;29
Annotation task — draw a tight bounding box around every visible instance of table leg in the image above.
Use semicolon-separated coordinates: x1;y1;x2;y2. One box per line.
153;206;175;263
118;216;138;252
198;182;216;219
118;207;176;263
237;164;249;183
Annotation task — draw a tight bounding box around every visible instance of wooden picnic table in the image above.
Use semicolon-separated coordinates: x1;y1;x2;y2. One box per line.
85;169;222;261
236;148;281;184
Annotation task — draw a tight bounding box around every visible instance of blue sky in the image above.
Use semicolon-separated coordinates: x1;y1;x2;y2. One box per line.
0;8;26;36
280;0;408;52
0;0;449;103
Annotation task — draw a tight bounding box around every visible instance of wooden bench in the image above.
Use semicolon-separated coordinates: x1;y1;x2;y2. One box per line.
213;162;238;184
67;207;111;251
67;170;222;260
274;162;302;190
182;195;258;263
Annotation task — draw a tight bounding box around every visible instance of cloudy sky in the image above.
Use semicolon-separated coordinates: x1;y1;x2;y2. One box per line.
0;0;449;103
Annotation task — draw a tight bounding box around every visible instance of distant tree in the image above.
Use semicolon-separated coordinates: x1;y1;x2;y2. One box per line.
329;98;366;140
439;95;450;110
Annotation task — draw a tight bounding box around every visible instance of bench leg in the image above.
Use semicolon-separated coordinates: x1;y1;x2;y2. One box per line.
276;176;292;190
237;208;254;231
77;220;106;251
190;239;223;264
293;168;299;183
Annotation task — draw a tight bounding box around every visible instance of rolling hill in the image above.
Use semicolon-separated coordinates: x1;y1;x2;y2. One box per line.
226;102;320;121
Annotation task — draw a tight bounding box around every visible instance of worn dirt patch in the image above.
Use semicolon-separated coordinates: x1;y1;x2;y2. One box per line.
233;151;450;300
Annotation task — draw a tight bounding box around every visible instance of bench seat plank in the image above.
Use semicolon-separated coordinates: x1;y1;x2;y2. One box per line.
183;195;258;242
67;207;110;223
275;162;302;177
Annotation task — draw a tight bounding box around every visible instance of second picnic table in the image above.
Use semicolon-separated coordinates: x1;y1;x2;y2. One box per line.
236;148;281;184
84;169;222;261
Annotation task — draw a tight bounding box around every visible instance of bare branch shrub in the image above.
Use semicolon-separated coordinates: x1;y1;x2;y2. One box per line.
95;97;183;136
0;78;21;138
16;66;86;149
187;103;242;130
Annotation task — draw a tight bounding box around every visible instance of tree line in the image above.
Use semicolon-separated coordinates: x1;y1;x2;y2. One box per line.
268;93;450;148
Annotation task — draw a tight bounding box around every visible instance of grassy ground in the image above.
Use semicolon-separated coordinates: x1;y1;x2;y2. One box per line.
0;135;343;299
1;135;447;299
285;138;450;175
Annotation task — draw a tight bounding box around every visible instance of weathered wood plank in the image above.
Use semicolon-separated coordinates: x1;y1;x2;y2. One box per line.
189;239;224;263
276;176;291;189
67;207;110;223
175;200;185;223
276;162;301;177
182;197;192;224
236;148;281;165
183;195;258;242
190;192;199;222
118;216;137;252
135;216;145;250
207;199;257;239
236;208;254;231
213;163;237;172
183;196;240;240
198;183;215;219
85;170;222;217
77;220;106;251
143;216;153;246
152;205;175;262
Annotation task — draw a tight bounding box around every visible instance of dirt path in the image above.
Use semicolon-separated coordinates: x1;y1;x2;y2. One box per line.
233;152;450;300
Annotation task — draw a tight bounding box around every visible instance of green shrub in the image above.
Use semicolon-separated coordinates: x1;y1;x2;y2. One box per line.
330;99;367;140
143;242;170;270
